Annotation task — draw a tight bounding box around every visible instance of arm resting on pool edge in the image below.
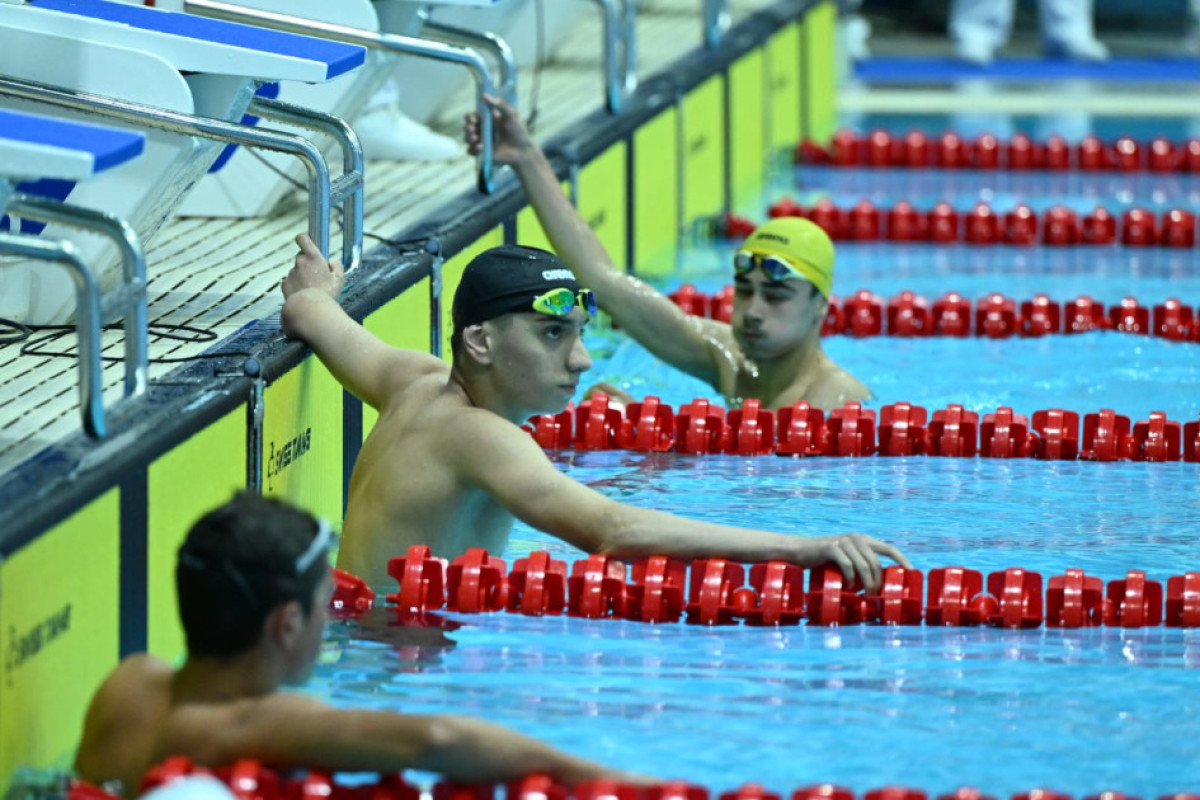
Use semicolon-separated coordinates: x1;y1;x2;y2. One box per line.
144;692;634;787
280;235;447;411
465;97;730;388
451;414;912;593
203;697;628;784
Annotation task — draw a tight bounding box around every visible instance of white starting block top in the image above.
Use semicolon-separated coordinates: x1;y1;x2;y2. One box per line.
13;0;366;83
0;107;145;182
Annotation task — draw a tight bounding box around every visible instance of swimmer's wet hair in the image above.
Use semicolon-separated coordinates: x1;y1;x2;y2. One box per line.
176;492;329;659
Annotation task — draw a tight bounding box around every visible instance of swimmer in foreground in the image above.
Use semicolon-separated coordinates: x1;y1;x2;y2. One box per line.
279;234;910;591
74;493;630;797
465;95;869;412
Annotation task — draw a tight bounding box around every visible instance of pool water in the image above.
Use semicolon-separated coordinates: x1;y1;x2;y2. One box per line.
315;118;1200;797
317;454;1200;796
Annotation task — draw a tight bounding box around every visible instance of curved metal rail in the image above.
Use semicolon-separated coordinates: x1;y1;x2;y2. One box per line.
184;0;503;194
0;233;107;437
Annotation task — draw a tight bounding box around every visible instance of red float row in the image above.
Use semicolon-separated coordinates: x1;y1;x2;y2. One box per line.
328;544;1200;631
76;758;1200;800
754;198;1197;247
670;285;1200;342
797;128;1200;174
524;396;1200;462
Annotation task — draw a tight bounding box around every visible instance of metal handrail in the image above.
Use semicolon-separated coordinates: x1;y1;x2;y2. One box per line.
250;96;364;272
0;233;107;437
621;0;639;95
0;75;340;262
7;195;149;400
420;17;518;107
583;0;632;114
183;0;503;194
704;0;730;48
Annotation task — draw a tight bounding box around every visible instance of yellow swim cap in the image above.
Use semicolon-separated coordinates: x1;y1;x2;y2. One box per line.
739;217;836;298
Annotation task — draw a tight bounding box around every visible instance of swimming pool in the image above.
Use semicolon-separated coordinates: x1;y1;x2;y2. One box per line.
315;122;1200;798
318;451;1200;796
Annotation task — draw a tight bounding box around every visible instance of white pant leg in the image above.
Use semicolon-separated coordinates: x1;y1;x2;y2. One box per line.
949;0;1016;51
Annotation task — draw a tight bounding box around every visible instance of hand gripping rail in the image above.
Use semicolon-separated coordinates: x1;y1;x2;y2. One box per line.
184;0;505;194
0;76;362;271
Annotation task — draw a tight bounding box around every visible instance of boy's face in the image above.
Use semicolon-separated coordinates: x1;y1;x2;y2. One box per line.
487;308;593;415
730;267;827;361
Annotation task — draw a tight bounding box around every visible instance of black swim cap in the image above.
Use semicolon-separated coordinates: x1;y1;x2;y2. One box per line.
452;245;582;328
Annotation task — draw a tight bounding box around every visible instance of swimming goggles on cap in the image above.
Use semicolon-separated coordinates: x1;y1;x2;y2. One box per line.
531;287;597;317
734;251;804;283
294;518;334;575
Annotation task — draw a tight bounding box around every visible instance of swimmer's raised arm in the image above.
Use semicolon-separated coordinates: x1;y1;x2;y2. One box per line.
465;96;728;387
281;234;446;410
448;407;911;593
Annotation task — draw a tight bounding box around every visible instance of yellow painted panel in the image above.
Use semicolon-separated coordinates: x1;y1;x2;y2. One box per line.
803;1;838;144
516;181;572;255
576;141;628;273
681;75;727;228
147;408;245;661
632;106;679;278
0;492;120;788
516;206;554;253
728;48;766;215
262;357;342;524
766;21;803;153
440;227;504;362
364;277;431;437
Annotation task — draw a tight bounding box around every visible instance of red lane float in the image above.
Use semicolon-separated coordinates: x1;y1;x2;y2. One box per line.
528;396;1200;465
760;198;1197;248
87;763;1200;800
796;129;1200;175
364;544;1200;632
664;285;1200;343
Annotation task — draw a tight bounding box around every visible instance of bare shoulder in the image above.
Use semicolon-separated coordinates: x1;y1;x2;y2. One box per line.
75;654;174;784
438;404;539;454
95;653;173;705
805;365;871;411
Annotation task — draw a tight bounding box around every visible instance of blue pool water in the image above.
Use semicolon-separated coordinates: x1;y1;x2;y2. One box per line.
316;130;1200;797
318;453;1200;796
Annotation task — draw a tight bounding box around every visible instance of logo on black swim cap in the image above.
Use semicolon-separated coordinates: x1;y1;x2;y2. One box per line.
452;245;582;329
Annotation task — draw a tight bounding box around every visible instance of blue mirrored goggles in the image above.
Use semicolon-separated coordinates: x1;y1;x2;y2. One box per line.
531;287;597;317
733;251;802;282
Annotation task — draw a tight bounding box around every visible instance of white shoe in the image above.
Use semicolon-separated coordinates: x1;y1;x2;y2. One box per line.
1044;36;1110;61
841;15;871;61
353;106;464;162
955;37;996;66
